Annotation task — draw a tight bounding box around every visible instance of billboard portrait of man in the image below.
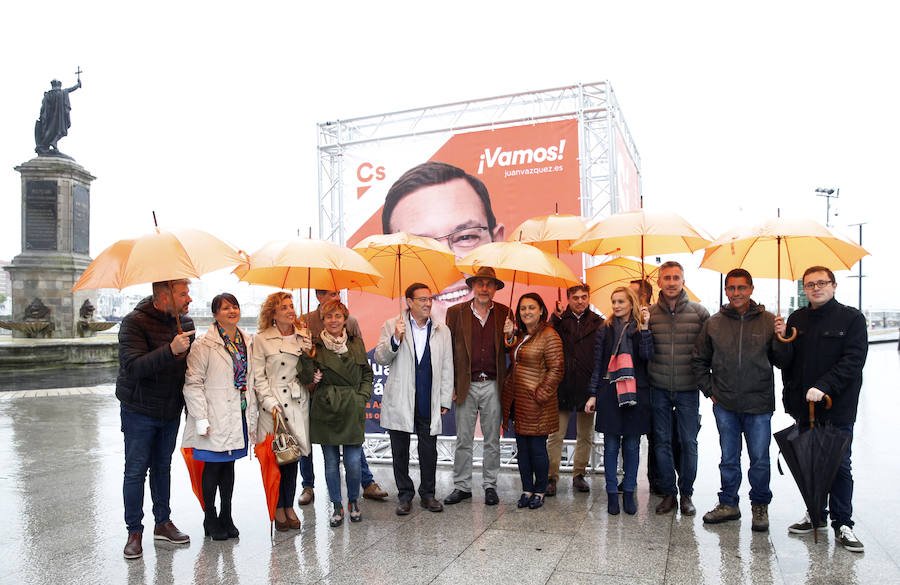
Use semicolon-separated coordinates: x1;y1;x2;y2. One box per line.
381;161;505;324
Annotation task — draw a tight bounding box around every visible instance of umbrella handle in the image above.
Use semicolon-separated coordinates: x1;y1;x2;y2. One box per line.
808;394;833;428
776;327;798;343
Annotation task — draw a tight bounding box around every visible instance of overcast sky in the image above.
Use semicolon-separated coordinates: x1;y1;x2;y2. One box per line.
2;1;897;312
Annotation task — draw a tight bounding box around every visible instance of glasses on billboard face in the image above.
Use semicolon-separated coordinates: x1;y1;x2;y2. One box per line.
420;226;491;254
803;280;834;290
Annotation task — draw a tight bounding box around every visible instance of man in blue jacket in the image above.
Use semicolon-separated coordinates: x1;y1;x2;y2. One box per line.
692;269;785;532
777;266;868;552
116;280;195;560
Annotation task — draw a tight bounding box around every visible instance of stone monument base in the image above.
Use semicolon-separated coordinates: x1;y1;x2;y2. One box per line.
5;156;96;338
0;335;118;370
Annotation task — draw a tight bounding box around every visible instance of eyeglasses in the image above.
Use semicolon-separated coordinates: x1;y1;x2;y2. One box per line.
724;285;751;293
409;296;434;304
418;226;491;254
803;280;834;290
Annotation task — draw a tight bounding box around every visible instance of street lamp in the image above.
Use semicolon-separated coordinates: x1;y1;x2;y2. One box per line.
814;187;839;227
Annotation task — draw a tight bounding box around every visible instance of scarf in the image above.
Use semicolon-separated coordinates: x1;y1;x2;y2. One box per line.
320;327;349;355
217;323;248;410
607;317;637;407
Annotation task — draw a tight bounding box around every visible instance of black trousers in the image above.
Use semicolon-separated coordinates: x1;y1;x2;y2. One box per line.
389;414;437;502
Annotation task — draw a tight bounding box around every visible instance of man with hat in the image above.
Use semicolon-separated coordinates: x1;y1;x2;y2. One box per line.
443;267;514;506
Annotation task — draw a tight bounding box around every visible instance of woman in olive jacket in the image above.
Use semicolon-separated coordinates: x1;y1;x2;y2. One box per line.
501;293;564;510
299;299;373;527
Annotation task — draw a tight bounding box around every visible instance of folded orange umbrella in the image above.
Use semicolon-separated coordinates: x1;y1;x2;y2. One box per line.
180;447;205;511
254;435;281;536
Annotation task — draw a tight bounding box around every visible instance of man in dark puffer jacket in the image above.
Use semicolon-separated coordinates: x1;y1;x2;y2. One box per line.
117;280;195;560
648;261;709;516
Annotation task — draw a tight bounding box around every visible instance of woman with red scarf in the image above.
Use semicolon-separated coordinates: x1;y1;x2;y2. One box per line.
586;286;653;515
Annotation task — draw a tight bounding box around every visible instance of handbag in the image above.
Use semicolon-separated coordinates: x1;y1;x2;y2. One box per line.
270;409;301;466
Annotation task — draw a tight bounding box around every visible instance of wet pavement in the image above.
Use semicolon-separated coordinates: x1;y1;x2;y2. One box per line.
1;344;898;585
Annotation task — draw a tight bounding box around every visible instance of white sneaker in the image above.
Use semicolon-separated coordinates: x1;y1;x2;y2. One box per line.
788;511;826;534
837;525;864;553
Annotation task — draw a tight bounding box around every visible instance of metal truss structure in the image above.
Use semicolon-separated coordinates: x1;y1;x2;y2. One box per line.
318;83;642;474
317;81;642;243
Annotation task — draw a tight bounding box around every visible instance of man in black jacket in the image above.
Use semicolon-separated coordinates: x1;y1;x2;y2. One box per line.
547;283;601;495
117;280;195;560
692;269;784;532
776;266;868;552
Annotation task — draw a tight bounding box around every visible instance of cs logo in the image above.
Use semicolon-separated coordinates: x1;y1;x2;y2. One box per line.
357;162;385;199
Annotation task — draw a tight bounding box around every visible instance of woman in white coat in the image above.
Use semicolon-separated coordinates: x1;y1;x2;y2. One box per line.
183;293;259;540
251;292;313;532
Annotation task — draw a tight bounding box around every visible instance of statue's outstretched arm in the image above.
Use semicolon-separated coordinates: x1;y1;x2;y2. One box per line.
65;79;82;93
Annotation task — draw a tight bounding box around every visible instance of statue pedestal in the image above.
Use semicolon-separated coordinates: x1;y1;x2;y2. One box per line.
3;157;96;338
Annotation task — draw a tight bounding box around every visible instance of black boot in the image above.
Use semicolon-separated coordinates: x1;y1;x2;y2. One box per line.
219;501;239;538
204;506;228;540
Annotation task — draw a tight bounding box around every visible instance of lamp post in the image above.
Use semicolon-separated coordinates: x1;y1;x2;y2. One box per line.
848;222;866;311
814;187;839;227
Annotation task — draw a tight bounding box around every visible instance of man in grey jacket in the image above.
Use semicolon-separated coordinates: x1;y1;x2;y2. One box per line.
374;283;453;515
692;269;785;532
649;261;709;515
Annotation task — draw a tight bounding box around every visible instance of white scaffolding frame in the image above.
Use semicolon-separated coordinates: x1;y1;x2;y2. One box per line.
317;81;641;242
317;81;642;475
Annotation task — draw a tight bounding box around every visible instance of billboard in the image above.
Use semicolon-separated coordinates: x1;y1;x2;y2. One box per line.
339;119;583;432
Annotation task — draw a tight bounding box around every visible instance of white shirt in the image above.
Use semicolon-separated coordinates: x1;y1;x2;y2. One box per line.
392;315;431;362
470;301;494;327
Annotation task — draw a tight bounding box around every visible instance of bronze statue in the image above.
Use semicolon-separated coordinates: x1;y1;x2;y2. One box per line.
24;298;51;320
34;68;82;157
79;299;96;320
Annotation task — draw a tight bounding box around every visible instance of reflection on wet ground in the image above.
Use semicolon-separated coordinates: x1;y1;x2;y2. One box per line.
1;345;898;585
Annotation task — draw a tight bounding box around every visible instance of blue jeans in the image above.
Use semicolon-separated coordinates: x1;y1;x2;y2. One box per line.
300;448;374;489
120;404;180;534
651;388;700;497
823;423;854;530
322;445;362;504
604;434;641;494
712;404;772;506
515;434;549;494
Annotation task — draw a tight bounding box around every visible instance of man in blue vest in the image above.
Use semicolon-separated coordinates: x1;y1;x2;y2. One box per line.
374;283;454;514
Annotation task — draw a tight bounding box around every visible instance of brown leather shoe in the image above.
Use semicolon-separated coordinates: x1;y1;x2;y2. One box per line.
363;482;388;500
153;521;190;544
680;495;696;516
396;500;412;515
573;474;591;493
297;487;314;506
545;478;557;497
655;495;677;515
285;508;301;529
123;532;142;559
420;496;444;512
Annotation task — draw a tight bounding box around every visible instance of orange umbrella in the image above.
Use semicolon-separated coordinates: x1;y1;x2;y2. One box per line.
507;213;588;303
456;241;581;322
180;447;205;511
699;215;869;341
352;232;462;307
507;213;588;255
586;258;701;316
235;238;381;295
254;434;281;536
570;209;711;283
72;225;244;292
